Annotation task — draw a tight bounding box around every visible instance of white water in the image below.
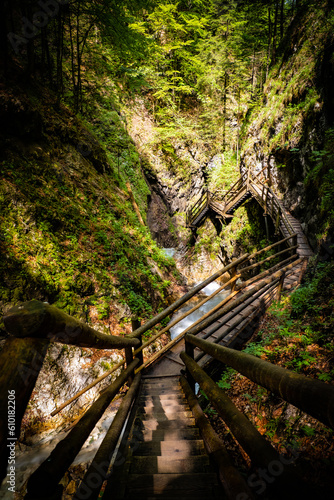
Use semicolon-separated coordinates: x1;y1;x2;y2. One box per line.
162;248;177;258
169;280;229;340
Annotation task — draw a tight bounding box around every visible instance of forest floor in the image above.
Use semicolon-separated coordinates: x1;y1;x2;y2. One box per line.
206;261;334;495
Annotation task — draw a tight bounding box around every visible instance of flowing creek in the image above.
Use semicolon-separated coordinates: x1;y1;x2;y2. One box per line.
168;280;230;340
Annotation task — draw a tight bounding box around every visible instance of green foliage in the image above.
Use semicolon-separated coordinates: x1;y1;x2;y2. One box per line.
217;367;237;390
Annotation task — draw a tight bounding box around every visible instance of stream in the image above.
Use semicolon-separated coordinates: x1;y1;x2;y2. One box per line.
163;248;230;341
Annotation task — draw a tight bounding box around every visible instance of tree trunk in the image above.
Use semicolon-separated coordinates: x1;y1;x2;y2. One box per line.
266;7;272;77
272;1;279;65
280;0;284;40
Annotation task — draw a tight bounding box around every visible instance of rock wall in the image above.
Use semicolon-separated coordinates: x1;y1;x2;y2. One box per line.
240;3;334;252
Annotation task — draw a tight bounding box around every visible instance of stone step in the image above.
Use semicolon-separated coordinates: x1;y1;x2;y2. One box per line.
130;455;210;474
133;439;205;457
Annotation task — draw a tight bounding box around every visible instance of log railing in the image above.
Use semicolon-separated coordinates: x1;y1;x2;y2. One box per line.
186;189;212;227
183;335;334;430
181;336;334;499
1;233;301;497
186;167;296;245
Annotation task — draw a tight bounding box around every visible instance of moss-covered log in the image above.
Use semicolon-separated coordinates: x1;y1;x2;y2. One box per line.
0;337;49;484
25;358;139;499
4;300;139;349
186;335;334;429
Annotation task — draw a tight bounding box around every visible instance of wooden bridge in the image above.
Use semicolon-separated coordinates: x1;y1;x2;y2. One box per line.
1;169;330;500
186;167;313;260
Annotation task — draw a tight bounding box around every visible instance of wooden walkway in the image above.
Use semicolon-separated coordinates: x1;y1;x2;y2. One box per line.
106;377;223;499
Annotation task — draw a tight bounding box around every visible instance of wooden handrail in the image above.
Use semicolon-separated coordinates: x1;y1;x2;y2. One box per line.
73;373;142;500
180;375;255;500
133;274;240;356
180;351;308;499
185;335;334;430
25;358;139;498
4;300;140;350
129;254;249;339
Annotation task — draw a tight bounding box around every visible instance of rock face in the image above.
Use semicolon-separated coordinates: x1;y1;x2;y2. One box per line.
240;4;334;252
125;100;208;247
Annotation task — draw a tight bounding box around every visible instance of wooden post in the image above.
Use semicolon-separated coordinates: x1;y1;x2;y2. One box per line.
276;271;285;302
275;206;281;234
185;340;195;392
230;266;237;292
297;257;308;285
264;213;269;241
124;347;134;385
132;317;143;366
0;337;49;485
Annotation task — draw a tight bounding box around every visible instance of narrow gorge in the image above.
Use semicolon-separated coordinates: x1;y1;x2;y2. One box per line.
1;1;334;499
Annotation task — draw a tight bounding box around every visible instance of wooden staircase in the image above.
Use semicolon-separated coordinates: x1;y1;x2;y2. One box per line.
105;376;223;499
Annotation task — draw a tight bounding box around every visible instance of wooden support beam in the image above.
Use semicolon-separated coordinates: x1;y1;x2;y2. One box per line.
4;300;139;350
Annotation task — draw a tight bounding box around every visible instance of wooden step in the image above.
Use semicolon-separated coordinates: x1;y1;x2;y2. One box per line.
136;410;194;421
136;428;201;442
139;400;187;409
133;439;205;457
130;455;210;474
140;394;187;403
134;418;196;430
126;473;220;494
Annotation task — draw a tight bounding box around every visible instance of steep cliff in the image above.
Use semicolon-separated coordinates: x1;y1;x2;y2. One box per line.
240;0;334;253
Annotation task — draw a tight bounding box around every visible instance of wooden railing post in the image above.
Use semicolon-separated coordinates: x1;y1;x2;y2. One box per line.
230;265;237;292
246;167;251;190
275;206;281;235
185;340;196;392
132;317;143;366
124;347;134;385
276;271;286;302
